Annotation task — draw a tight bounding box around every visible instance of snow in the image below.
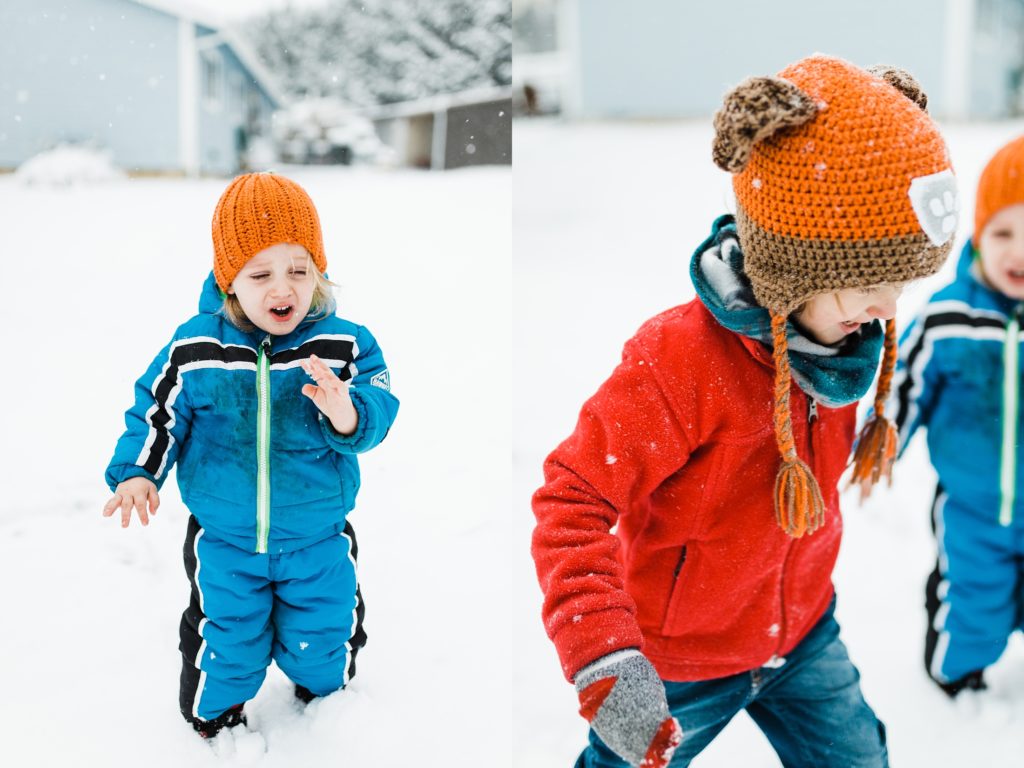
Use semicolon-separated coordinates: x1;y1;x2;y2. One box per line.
2;116;1024;767
15;144;125;186
0;164;522;767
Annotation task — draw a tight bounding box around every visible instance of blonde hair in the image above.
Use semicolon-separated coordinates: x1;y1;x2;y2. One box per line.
220;254;337;332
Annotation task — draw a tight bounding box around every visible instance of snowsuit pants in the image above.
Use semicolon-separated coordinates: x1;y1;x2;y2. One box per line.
924;486;1024;683
577;597;888;768
178;515;366;722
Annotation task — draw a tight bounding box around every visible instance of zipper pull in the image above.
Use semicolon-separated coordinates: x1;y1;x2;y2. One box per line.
261;334;272;354
808;398;818;423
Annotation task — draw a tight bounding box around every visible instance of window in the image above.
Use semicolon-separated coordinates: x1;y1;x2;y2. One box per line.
202;53;222;107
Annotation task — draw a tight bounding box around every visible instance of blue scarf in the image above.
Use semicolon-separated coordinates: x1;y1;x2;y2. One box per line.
690;215;884;408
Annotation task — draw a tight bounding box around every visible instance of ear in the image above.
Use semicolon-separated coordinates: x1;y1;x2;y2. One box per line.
867;65;928;111
225;284;235;296
712;76;818;173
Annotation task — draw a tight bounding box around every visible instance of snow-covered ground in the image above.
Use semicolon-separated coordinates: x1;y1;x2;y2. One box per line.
2;115;1024;767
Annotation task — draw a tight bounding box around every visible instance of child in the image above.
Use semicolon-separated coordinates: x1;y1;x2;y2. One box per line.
102;172;398;737
531;55;958;767
859;135;1024;698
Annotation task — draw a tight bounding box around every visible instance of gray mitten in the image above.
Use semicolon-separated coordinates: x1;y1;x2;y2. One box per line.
574;649;683;767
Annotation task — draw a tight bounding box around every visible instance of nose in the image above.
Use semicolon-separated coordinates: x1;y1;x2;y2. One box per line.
268;274;292;297
867;295;898;321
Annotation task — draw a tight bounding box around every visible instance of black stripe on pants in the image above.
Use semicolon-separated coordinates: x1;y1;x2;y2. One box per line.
923;483;945;682
178;515;206;722
343;519;368;682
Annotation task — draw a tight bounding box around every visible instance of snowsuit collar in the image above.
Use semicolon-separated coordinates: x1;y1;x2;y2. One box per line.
691;215;884;407
198;270;225;314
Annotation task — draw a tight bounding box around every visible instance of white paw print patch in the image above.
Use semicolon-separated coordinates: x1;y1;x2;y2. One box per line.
908;169;959;246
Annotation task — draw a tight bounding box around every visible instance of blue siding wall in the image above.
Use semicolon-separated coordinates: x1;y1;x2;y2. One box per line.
196;30;276;176
572;0;947;118
0;0;179;170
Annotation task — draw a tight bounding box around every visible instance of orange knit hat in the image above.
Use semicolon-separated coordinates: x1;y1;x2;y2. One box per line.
712;55;957;537
974;134;1024;239
211;172;326;292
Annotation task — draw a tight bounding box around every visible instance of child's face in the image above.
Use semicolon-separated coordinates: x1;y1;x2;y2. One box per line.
793;284;903;345
227;243;317;336
977;203;1024;300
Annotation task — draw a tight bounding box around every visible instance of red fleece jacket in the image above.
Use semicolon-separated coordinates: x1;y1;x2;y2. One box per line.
532;300;856;682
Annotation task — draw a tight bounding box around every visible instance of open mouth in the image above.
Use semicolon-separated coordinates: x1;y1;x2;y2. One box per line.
269;305;294;322
839;320;862;334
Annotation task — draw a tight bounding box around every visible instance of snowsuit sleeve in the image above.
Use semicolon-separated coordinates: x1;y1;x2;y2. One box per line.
531;335;698;681
105;336;195;492
320;324;399;454
882;313;943;458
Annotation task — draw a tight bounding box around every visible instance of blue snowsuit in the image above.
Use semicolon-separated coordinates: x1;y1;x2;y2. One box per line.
106;273;399;721
888;241;1024;683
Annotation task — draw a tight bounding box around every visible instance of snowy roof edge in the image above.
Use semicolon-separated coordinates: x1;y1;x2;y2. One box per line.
362;85;513;121
127;0;289;109
219;29;290;109
127;0;224;29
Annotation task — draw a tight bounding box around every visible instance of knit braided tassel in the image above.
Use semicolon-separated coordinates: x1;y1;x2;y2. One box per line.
850;318;899;490
771;314;825;537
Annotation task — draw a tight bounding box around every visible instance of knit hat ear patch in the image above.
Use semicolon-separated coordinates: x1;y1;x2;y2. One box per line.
712;77;818;173
908;170;959;246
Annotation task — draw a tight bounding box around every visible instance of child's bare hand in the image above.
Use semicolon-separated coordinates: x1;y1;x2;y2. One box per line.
301;354;359;436
103;477;159;528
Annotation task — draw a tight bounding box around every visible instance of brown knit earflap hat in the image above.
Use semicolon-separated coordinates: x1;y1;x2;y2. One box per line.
211;172;326;292
975;134;1024;239
712;55;958;537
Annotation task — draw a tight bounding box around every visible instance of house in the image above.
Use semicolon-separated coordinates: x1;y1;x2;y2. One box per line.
0;0;285;176
515;0;1024;120
365;85;512;170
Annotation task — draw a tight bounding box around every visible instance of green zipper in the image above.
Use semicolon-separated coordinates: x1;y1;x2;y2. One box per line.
999;306;1021;527
256;335;272;553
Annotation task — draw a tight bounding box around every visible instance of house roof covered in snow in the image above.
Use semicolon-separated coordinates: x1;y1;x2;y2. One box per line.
363;85;513;121
127;0;289;108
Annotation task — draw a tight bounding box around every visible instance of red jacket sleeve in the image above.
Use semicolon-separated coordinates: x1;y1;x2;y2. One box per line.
531;330;699;681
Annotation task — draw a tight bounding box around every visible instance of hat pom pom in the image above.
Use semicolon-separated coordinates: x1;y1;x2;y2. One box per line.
775;457;825;538
867;65;928;111
712;76;818;172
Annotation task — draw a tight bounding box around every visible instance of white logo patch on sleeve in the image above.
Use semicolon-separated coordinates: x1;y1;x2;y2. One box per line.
908;169;959;246
370;369;391;392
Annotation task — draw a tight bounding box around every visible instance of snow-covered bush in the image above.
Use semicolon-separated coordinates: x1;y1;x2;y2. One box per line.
15;144;126;186
271;98;394;166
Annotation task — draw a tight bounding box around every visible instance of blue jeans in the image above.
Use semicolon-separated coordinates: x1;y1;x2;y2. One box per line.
576;599;887;767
